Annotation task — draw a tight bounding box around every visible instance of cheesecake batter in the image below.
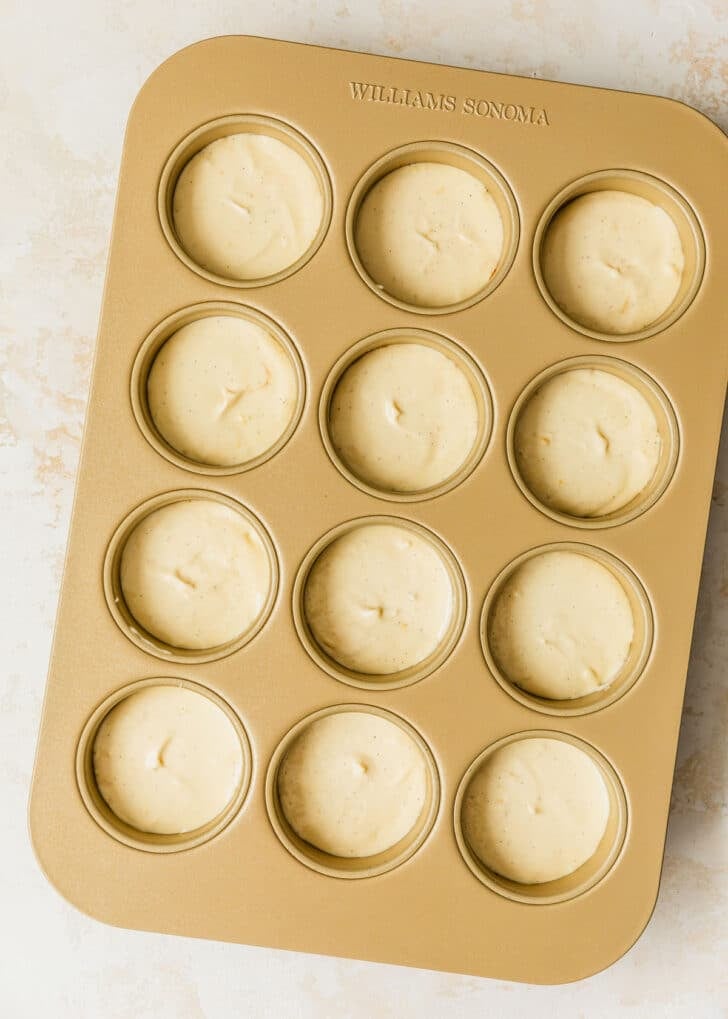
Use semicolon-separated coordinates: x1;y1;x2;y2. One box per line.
354;162;504;307
488;550;635;700
303;523;454;675
120;499;271;650
93;685;243;835
461;737;610;884
173;132;324;280
277;710;428;857
542;190;684;334
147;315;298;468
329;342;480;492
514;367;662;517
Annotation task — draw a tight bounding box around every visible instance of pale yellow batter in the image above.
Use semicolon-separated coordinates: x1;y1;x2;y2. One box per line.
120;499;271;650
173;133;324;280
542;190;684;334
277;711;428;857
355;162;504;307
93;685;243;835
303;523;454;675
488;550;634;700
514;368;661;517
147;315;298;468
329;342;480;492
461;737;610;884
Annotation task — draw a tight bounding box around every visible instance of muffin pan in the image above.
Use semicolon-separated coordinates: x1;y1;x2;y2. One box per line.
30;36;728;984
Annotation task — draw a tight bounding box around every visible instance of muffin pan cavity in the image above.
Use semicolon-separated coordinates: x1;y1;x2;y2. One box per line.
131;302;305;476
534;170;705;342
265;704;440;879
103;490;279;664
482;542;654;716
346;141;519;314
320;328;492;501
159;114;332;287
454;731;628;904
507;355;680;528
293;516;467;690
76;678;251;853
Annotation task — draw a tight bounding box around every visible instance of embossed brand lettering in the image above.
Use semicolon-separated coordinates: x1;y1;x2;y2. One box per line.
348;82;457;112
461;96;549;125
348;80;550;127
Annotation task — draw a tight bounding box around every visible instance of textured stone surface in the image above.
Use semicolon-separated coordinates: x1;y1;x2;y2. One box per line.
2;2;726;1014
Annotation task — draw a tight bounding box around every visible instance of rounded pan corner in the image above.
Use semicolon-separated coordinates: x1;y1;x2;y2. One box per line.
125;35;265;125
27;791;126;932
639;91;728;150
540;881;663;986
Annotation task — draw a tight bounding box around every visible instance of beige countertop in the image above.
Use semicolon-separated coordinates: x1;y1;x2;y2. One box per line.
2;1;726;1015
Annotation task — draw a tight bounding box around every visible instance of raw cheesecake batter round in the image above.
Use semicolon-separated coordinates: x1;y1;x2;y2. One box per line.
542;190;685;334
303;523;454;675
147;315;298;468
488;550;635;700
120;499;271;650
93;685;243;835
173;132;324;280
461;737;610;884
277;711;428;857
514;368;662;517
354;162;504;307
329;342;480;492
